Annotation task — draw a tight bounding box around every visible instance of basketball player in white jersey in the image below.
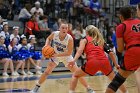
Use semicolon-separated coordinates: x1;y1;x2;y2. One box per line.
30;20;95;93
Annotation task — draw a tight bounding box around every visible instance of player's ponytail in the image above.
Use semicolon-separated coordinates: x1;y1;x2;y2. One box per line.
85;25;104;46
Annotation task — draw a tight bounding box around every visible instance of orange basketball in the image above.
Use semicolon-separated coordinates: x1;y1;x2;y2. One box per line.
42;46;55;58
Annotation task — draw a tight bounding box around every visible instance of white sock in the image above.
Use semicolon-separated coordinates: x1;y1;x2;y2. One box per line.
36;81;41;86
69;90;74;93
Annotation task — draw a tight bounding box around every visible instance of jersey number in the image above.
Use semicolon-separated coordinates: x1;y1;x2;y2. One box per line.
57;47;64;52
132;24;140;32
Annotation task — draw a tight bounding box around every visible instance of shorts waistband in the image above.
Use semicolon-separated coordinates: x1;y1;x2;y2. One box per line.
127;44;140;50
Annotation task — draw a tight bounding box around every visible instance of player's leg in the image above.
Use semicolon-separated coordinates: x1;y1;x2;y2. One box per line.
31;61;57;93
69;67;87;93
135;67;140;92
107;71;128;93
67;64;95;93
105;68;133;93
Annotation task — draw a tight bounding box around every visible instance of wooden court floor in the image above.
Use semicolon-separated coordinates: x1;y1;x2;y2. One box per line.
0;72;138;93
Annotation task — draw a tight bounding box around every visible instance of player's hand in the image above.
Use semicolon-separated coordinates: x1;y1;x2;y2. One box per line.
51;53;58;57
115;64;120;70
68;61;75;67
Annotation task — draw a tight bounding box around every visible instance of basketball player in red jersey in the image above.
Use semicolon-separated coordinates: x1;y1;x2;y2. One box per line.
30;20;94;93
135;3;140;93
105;6;140;93
68;25;127;93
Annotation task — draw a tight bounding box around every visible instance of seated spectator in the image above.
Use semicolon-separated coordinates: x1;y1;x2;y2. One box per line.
0;34;16;77
18;4;31;26
18;35;41;75
38;15;51;37
30;1;44;16
10;26;20;42
0;22;10;47
8;37;26;76
25;15;49;40
27;35;42;75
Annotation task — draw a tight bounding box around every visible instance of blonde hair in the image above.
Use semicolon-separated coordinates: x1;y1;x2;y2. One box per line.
85;25;105;46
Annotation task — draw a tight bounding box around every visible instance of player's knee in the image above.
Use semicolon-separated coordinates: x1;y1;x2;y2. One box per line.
108;73;126;92
72;74;80;78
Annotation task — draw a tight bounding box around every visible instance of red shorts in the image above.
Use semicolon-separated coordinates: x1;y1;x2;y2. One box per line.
122;47;140;71
81;57;112;76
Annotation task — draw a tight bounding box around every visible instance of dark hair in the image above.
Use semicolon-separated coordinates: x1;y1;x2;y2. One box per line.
119;6;132;20
138;3;140;9
42;15;48;20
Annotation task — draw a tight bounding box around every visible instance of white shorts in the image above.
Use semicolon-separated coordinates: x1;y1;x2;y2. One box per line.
49;55;74;67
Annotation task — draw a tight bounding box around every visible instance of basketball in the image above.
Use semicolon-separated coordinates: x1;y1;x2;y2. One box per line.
42;46;55;58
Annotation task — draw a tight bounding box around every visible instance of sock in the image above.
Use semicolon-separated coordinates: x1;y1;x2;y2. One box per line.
36;81;41;86
33;85;40;92
69;90;74;93
33;81;41;92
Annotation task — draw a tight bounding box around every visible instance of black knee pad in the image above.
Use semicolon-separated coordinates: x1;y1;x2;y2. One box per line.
108;73;126;92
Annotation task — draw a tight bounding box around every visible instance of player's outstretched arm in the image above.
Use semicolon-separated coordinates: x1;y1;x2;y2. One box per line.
73;39;87;62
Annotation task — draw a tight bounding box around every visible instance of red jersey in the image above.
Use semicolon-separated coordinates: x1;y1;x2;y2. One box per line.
26;20;40;35
116;19;140;49
84;36;108;60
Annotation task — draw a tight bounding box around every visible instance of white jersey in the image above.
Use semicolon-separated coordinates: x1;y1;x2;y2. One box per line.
50;31;73;66
52;31;72;53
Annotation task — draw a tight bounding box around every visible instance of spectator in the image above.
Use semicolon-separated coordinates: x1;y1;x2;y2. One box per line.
68;23;75;40
0;16;3;31
34;11;40;22
18;4;32;26
52;17;59;31
73;23;86;52
0;34;16;77
30;1;44;16
8;37;26;76
0;22;10;47
25;15;49;41
89;0;102;12
27;35;42;75
10;26;20;42
38;15;51;37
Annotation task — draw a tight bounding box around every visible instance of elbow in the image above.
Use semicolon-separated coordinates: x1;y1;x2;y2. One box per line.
117;48;124;53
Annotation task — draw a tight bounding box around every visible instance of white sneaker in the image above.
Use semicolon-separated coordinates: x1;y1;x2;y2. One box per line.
87;88;95;93
21;71;27;76
35;66;41;70
2;72;9;77
11;72;17;76
30;85;40;93
14;71;20;76
27;71;34;75
36;71;42;75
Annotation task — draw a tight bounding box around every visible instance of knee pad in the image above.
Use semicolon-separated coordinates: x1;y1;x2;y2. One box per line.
108;73;126;92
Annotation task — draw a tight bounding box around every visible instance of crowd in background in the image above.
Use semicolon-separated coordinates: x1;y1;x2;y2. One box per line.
0;0;127;76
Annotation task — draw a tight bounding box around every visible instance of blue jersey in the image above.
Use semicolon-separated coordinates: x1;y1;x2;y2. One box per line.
18;44;31;60
0;44;10;59
8;45;26;61
27;43;42;60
